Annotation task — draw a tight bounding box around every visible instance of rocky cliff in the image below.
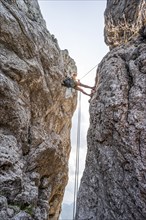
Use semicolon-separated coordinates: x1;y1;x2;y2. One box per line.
76;0;146;220
0;1;77;220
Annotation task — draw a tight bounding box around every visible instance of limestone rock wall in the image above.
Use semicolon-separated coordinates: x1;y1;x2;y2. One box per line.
104;0;146;48
76;0;146;219
0;1;77;220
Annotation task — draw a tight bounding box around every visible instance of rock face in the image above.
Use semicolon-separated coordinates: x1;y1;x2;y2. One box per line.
104;0;146;48
0;0;77;220
76;0;146;220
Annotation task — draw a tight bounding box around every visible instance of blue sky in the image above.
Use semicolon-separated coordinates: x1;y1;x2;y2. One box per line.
38;0;109;216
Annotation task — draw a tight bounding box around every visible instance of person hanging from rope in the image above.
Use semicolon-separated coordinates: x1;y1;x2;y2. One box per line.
62;73;95;97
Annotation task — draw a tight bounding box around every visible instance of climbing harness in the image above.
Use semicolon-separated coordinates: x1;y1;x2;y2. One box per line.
73;91;81;220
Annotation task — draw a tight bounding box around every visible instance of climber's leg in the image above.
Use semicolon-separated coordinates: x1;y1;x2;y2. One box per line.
79;82;95;89
75;87;91;97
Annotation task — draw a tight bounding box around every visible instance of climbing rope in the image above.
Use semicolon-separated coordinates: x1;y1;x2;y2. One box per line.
79;63;98;80
72;63;98;219
73;91;81;220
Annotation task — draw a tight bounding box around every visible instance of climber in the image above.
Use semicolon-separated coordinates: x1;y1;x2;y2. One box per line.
62;73;95;97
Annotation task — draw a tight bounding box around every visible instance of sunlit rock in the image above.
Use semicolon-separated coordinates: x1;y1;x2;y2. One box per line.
104;0;146;48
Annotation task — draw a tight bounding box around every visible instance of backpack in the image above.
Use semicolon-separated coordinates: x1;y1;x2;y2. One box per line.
62;77;75;88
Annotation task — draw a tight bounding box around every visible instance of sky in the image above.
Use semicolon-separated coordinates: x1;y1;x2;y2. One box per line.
38;0;109;217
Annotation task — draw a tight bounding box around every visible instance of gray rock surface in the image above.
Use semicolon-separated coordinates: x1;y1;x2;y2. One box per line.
0;0;77;219
76;0;146;219
104;0;146;48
